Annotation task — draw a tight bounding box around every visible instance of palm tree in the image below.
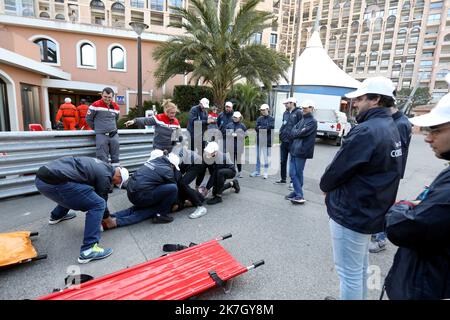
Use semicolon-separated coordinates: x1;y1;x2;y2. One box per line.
228;83;267;121
153;0;290;108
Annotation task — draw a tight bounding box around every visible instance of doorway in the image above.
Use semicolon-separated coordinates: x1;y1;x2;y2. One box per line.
0;78;11;131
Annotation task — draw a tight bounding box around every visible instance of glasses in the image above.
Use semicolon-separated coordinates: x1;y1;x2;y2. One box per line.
422;124;450;136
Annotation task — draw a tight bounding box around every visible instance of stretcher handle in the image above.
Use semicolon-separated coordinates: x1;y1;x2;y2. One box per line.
30;232;39;237
218;233;232;241
247;260;265;270
33;254;47;261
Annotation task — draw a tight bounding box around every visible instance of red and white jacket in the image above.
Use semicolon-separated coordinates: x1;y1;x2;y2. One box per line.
86;99;120;134
135;113;181;152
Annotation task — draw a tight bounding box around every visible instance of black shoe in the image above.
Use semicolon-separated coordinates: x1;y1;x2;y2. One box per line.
152;214;174;224
206;196;223;205
232;179;240;193
274;179;286;184
324;296;336;300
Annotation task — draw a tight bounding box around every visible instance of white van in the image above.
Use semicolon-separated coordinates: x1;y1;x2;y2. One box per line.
313;109;351;146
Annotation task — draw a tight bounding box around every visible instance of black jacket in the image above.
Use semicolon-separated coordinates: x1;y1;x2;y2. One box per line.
225;122;247;155
127;156;176;195
187;105;208;136
256;115;275;148
392;111;412;179
217;111;233;135
289;113;317;159
384;166;450;300
279;107;303;143
320;107;402;234
36;156;114;200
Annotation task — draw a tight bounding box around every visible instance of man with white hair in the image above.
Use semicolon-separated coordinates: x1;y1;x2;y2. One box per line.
384;89;450;300
55;97;78;130
320;76;403;299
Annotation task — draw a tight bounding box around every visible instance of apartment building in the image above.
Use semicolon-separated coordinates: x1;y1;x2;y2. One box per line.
278;0;450;103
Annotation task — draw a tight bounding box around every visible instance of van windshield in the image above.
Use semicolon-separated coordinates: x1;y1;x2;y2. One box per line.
313;109;337;122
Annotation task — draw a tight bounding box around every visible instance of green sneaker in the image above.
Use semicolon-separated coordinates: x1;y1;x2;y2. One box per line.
78;243;113;264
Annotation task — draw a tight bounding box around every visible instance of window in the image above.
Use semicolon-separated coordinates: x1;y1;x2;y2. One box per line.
108;44;126;71
21;84;41;130
77;41;96;68
151;0;164;11
249;32;262;45
0;78;11;131
90;0;105;9
111;2;125;13
168;0;183;10
430;1;443;10
420;60;433;67
5;0;35;16
427;14;441;24
270;33;278;49
55;14;65;20
130;0;145;8
33;38;58;63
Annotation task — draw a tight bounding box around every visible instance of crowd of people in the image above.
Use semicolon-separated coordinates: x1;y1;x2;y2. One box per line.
34;79;450;299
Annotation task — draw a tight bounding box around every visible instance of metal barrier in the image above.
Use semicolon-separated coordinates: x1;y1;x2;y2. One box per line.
0;129;154;200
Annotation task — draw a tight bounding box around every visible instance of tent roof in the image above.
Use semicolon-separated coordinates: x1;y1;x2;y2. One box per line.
280;31;361;89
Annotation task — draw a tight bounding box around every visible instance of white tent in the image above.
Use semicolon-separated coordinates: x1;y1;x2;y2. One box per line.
280;31;361;89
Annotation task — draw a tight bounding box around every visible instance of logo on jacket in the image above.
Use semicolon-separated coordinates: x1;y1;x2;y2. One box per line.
391;141;403;158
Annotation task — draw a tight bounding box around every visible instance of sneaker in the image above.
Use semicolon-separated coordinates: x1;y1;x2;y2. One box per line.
324;296;337;300
284;192;296;201
189;206;207;219
49;212;77;225
238;172;243;178
78;243;113;264
152;213;174;224
250;171;261;177
291;196;306;204
206;196;223;205
263;173;268;179
274;179;287;184
369;240;387;253
288;182;294;190
232;179;240;193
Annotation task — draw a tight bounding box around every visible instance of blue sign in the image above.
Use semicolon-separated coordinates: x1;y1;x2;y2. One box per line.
116;95;125;105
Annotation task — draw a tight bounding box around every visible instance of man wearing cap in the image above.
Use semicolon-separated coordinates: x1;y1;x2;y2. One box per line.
218;101;235;138
275;97;303;184
286;100;317;204
187;97;212;152
86;87;121;167
202;141;240;205
56;98;79;131
34;156;128;264
369;102;413;253
250;104;275;179
225;111;248;177
384;92;450;300
320;76;403;300
106;152;180;228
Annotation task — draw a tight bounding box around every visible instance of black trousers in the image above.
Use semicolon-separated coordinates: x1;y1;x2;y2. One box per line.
280;141;290;182
206;168;236;196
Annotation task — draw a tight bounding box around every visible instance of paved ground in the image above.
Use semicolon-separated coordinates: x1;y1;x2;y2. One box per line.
0;134;446;300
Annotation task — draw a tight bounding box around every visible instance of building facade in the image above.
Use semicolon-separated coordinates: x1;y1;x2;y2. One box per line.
285;0;450;103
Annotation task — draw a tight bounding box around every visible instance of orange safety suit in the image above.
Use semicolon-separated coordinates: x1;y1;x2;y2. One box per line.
56;102;79;130
76;104;91;130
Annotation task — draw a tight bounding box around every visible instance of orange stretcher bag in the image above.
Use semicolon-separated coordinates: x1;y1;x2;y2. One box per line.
0;231;47;267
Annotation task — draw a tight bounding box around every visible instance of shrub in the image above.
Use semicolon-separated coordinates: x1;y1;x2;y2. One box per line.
172;85;214;112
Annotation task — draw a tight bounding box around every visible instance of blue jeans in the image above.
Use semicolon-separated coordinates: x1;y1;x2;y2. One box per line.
372;232;386;242
116;183;177;227
289;157;306;198
35;178;105;253
329;218;370;300
255;144;271;174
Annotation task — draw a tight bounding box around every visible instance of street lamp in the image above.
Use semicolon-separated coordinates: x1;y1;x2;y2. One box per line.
129;21;149;113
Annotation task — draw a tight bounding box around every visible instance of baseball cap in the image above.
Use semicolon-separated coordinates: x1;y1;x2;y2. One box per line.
233;111;242;118
300;100;316;109
118;167;129;188
283;97;297;104
64;98;71;103
204;141;219;154
225;101;233;107
200;98;210;108
259;104;270;110
409;93;450;127
167;153;180;171
148;149;164;161
345;76;396;99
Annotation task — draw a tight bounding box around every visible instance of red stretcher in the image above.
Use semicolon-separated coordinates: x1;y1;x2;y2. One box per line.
38;234;264;300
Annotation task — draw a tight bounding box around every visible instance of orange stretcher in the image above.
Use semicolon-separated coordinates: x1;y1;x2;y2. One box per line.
38;234;264;300
0;231;47;267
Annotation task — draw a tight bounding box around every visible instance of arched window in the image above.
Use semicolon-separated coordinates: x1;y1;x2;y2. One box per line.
39;12;50;18
111;2;125;13
77;41;96;68
90;0;105;10
55;14;65;20
373;18;383;32
444;33;450;42
33;38;58;63
108;44;126;71
386;15;396;30
351;21;359;33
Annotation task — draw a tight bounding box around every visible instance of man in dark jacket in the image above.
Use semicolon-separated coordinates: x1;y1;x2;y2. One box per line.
86;87;121;166
286;100;317;204
217;101;234;149
370;104;412;253
320;77;402;300
107;153;180;228
34;156;129;264
250;104;275;179
274;97;302;184
384;92;450;300
187;97;211;152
